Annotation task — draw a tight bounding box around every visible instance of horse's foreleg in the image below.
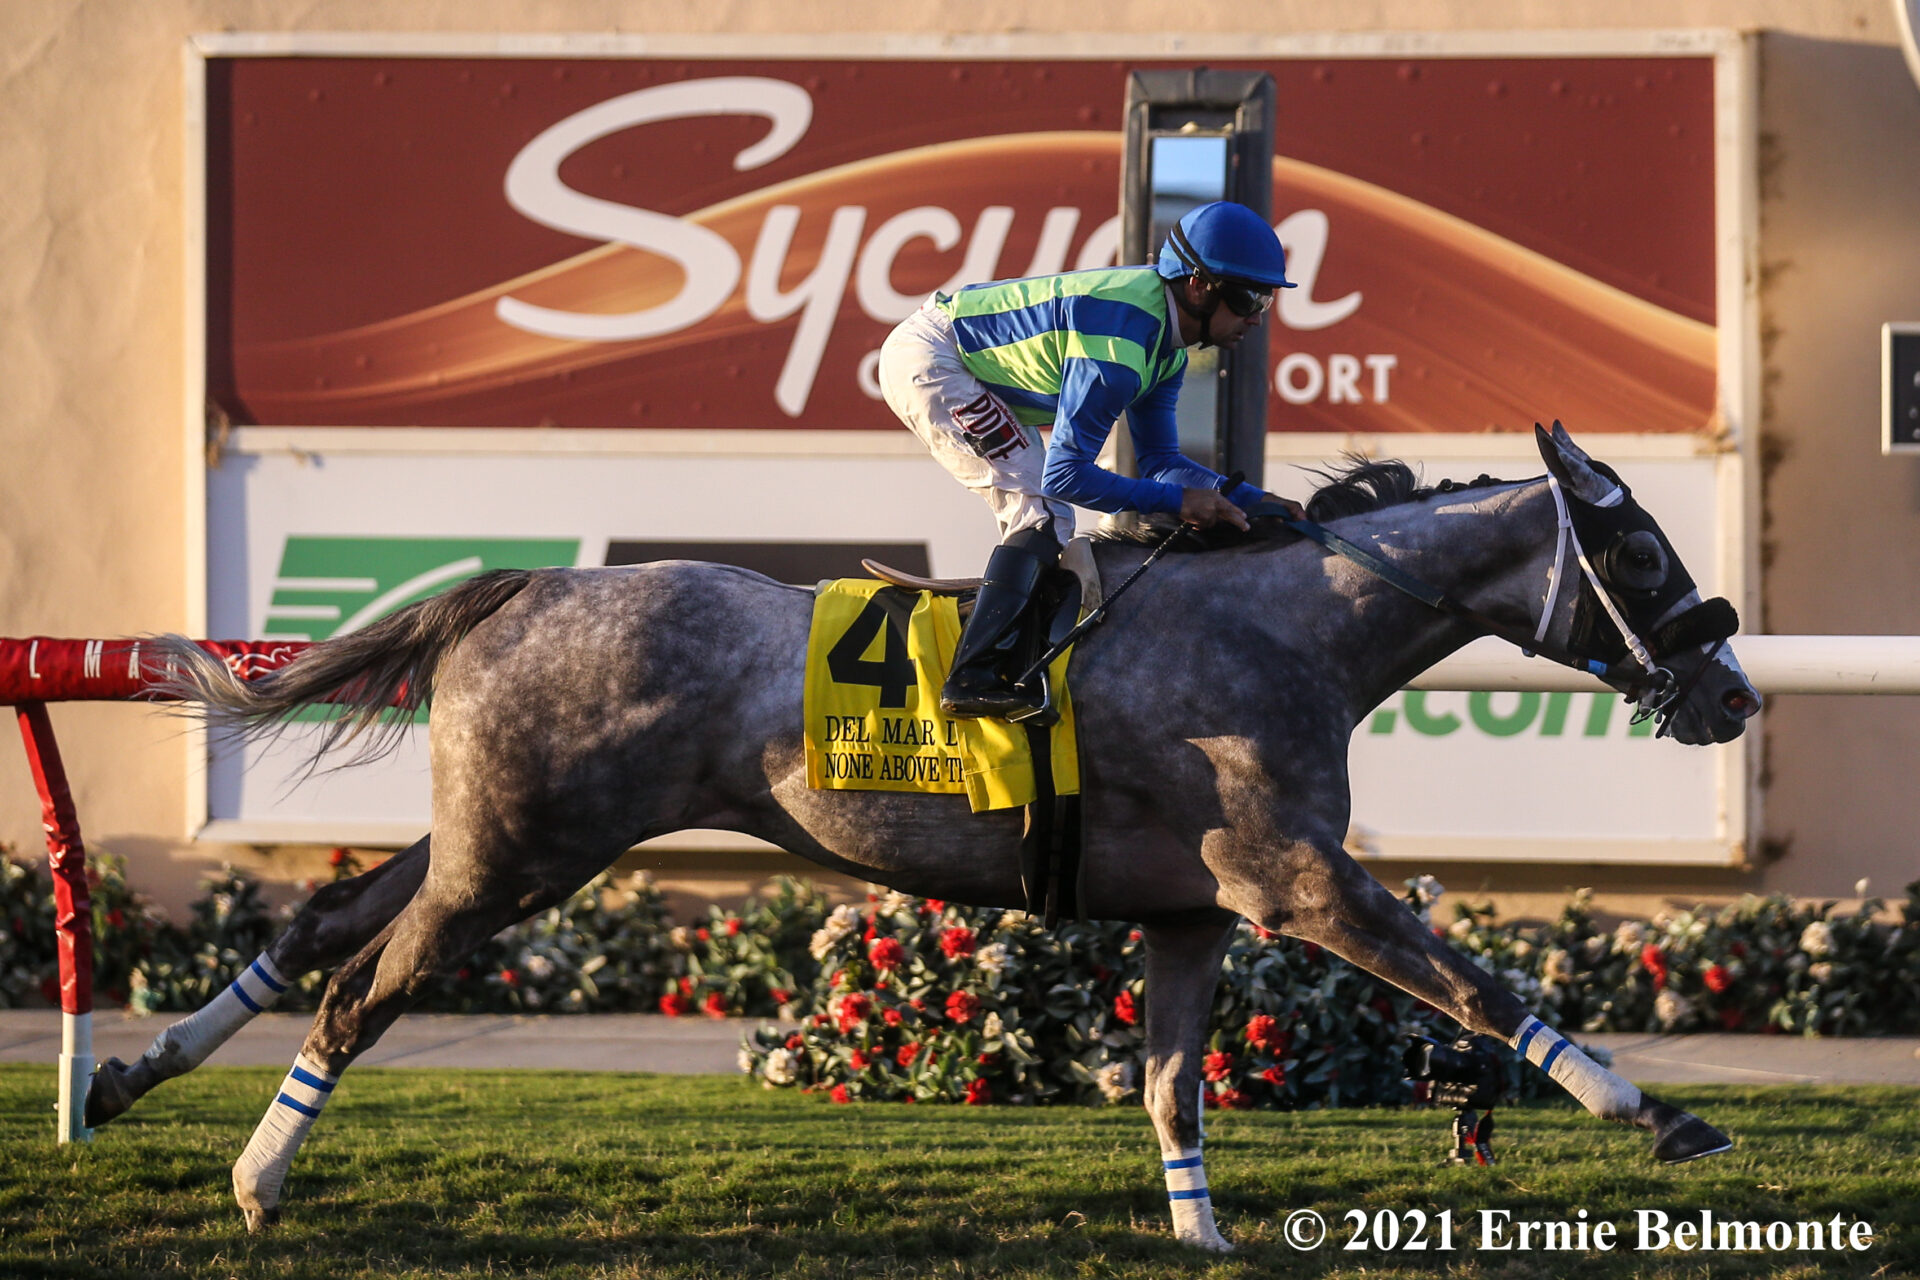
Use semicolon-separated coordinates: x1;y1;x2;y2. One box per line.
230;863;533;1231
84;837;431;1129
1252;847;1729;1163
1139;915;1239;1252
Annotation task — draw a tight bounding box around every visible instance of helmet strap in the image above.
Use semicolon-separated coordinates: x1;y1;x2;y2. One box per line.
1167;222;1226;348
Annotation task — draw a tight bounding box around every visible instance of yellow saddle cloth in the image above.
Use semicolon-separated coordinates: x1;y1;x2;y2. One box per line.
803;579;1078;813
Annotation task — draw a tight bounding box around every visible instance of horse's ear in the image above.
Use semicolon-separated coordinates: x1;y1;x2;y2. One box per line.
1534;420;1616;504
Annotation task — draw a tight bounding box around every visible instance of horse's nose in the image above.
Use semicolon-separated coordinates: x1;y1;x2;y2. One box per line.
1722;687;1762;720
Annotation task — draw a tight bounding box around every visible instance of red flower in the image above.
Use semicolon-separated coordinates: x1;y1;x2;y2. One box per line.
702;992;729;1019
964;1078;992;1106
832;970;848;988
328;848;349;868
785;1033;804;1051
1254;924;1278;940
678;976;694;996
849;1050;870;1070
811;1013;829;1028
945;990;981;1024
1216;1087;1252;1110
1203;1051;1234;1082
834;993;873;1033
897;1042;921;1067
726;918;742;936
909;996;928;1012
1303;942;1323;961
1703;964;1733;994
1719;1008;1745;1031
696;927;710;942
939;926;977;959
1261;1064;1286;1087
1113;990;1139;1026
977;1051;1001;1067
830;1084;851;1104
105;908;126;929
869;937;907;971
771;988;792;1005
1245;1014;1289;1053
659;992;692;1017
924;899;946;913
1640;944;1669;991
500;968;520;987
883;1008;904;1027
862;922;877;943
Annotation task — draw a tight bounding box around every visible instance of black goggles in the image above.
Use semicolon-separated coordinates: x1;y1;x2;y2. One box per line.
1213;279;1275;318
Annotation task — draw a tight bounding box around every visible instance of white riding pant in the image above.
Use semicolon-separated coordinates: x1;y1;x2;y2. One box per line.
879;298;1074;545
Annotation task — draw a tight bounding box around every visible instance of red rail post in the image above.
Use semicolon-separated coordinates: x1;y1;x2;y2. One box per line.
15;701;94;1143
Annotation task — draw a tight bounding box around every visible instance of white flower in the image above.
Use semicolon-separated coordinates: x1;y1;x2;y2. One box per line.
1855;878;1871;898
877;891;914;916
1654;989;1694;1028
762;1047;797;1086
668;926;694;953
1511;940;1534;960
974;943;1010;974
808;904;864;961
1582;935;1609;964
982;1012;1005;1039
1799;921;1834;957
523;989;543;1010
1612;921;1647;955
1094;1060;1137;1103
1544;948;1575;984
737;1048;756;1074
1809;962;1835;985
1447;917;1474;940
778;1001;801;1021
524;953;555;981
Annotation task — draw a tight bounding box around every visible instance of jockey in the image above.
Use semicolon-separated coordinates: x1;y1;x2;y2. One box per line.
878;199;1302;720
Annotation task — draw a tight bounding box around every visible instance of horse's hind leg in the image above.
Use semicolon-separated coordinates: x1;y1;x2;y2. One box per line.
84;837;431;1128
1247;842;1729;1164
229;844;587;1230
1139;915;1239;1252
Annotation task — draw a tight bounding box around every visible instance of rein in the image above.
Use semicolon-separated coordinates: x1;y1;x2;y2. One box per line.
1259;475;1733;736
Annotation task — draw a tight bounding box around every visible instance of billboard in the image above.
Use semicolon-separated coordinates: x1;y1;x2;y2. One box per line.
191;34;1755;863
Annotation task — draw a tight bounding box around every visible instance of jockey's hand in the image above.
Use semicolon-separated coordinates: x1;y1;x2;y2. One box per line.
1260;493;1307;522
1179;486;1251;532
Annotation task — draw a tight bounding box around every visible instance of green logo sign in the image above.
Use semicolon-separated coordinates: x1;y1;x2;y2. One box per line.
262;536;580;642
1370;691;1656;739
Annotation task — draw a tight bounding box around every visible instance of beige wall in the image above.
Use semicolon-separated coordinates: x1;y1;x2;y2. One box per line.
0;1;1913;923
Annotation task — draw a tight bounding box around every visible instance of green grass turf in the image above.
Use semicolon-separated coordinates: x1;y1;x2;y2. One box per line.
0;1067;1913;1279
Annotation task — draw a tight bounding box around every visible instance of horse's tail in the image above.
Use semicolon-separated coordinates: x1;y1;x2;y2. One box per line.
147;568;535;767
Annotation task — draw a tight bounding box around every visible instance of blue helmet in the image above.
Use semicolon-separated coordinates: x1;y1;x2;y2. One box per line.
1156;201;1296;290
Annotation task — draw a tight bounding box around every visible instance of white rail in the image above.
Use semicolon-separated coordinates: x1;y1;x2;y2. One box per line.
1411;635;1920;694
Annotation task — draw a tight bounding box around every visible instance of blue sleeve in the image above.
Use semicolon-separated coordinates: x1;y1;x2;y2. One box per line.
1040;358;1186;515
1126;370;1267;509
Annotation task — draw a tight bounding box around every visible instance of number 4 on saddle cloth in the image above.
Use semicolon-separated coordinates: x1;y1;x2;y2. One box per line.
803;545;1098;923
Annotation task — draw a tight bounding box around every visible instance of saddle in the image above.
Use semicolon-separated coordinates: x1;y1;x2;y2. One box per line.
861;538;1102;927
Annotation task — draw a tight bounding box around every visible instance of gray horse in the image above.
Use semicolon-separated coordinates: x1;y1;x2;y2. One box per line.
88;424;1758;1247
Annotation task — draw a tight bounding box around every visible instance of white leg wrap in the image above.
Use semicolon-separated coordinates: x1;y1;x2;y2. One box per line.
233;1053;336;1216
144;953;288;1076
1511;1015;1641;1120
1162;1144;1231;1252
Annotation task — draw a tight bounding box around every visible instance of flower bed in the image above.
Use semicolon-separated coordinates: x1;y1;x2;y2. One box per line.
2;848;1916;1109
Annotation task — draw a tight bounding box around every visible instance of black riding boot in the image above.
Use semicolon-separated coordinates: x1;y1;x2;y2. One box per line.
941;536;1052;720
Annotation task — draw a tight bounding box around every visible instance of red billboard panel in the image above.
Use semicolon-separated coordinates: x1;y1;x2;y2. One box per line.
205;55;1716;434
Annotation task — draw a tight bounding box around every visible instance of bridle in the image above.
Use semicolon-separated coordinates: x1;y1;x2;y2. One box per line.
1260;472;1739;737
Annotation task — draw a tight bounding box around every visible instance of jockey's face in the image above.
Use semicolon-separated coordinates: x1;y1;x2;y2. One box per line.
1179;275;1269;348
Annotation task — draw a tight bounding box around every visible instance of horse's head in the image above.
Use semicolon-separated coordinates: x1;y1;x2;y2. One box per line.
1534;422;1761;746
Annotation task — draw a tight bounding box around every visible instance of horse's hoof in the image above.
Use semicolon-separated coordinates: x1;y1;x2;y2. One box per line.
1175;1228;1234;1253
83;1057;135;1128
242;1206;280;1233
1645;1096;1732;1164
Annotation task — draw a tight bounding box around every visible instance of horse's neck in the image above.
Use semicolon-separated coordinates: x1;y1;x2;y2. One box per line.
1308;480;1557;716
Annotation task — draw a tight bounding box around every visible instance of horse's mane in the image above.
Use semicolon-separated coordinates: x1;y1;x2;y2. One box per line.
1091;455;1519;549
